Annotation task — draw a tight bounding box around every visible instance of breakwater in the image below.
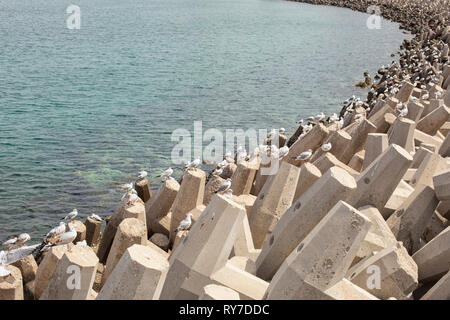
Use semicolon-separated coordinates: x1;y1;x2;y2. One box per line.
1;0;450;300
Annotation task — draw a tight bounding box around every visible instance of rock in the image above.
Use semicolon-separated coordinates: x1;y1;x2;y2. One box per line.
97;244;168;300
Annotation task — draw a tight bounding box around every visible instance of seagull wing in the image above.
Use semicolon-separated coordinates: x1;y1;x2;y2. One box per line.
4;244;39;265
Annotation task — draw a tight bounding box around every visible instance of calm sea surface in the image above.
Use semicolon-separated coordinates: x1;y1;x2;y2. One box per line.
0;0;411;241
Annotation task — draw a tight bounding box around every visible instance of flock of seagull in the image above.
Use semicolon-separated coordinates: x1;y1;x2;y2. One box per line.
0;207;103;277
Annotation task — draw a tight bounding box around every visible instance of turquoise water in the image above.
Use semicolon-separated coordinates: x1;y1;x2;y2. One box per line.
0;0;410;241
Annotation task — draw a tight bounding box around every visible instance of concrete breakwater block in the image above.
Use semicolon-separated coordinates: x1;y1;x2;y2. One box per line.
199;284;240;300
0;265;23;300
85;216;102;247
438;132;450;157
413;226;450;282
421;269;450;300
293;162;321;203
362;133;389;170
169;169;206;243
416;105;450;136
40;245;98;300
233;214;261;262
256;166;357;281
265;201;371;299
97;198;146;263
387;184;439;254
347;242;418;300
159;195;246;299
135;177;152;203
433;170;450;201
230;160;258;196
97;244;168;300
34;245;68;299
146;178;180;236
310;129;352;163
388;117;416;153
284;123;329;167
248;161;300;249
102;218;147;286
347;144;413;213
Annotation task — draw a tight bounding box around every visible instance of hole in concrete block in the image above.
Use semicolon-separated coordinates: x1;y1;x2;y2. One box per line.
296;243;304;253
269;235;274;246
351;272;356;279
295;202;301;210
364;177;370;184
260;193;265;200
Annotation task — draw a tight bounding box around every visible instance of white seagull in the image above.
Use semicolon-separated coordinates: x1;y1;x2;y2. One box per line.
137;170;148;180
216;178;232;194
62;209;78;221
160;167;173;181
175;213;193;233
322;142;332;152
185;159;201;170
295;149;313;161
90;214;102;222
46;222;67;238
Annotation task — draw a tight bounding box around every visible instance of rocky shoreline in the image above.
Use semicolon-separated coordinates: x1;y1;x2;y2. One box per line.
1;0;450;300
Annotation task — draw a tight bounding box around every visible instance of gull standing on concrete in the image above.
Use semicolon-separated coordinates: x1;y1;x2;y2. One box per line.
1;237;18;249
46;222;67;238
90;214;102;222
322;142;332;152
41;224;77;252
62;209;78;221
160;167;173;181
175;213;193;233
137;170;148;180
185;158;200;170
216;178;231;194
295;149;312;161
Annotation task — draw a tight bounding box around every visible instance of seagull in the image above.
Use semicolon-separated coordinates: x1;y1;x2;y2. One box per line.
295;149;312;161
42;224;77;252
120;183;133;191
422;93;429;100
17;233;30;244
278;146;289;158
90;214;102;222
212;167;223;176
175;213;193;233
185;159;201;170
279;128;286;134
399;105;408;117
137;170;148;180
322;142;332;152
224;189;233;199
160;167;173;181
354;114;364;120
0;244;40;277
1;238;18;248
46;222;67;238
126;189;139;205
315;112;325;121
62;209;78;221
216;178;232;194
